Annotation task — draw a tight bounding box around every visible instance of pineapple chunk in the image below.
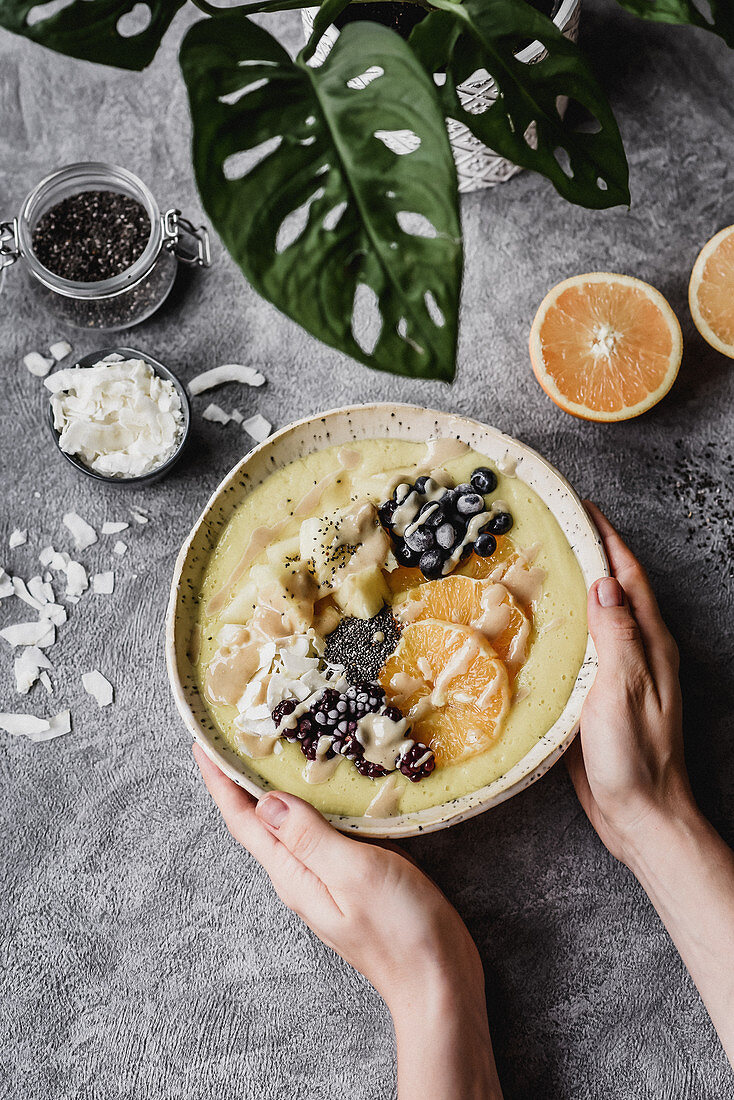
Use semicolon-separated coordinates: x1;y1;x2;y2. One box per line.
334;564;390;619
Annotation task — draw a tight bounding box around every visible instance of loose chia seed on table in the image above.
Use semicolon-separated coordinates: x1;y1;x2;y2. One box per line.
32;190;150;281
325;606;402;684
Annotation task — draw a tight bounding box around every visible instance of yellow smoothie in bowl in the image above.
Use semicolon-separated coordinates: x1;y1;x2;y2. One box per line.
167;410;603;835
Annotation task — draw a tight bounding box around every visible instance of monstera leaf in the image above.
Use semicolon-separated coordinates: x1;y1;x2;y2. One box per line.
0;0;185;69
180;14;462;381
411;0;630;209
613;0;734;46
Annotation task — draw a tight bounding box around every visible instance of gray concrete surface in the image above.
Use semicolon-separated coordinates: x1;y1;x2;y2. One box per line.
1;3;733;1097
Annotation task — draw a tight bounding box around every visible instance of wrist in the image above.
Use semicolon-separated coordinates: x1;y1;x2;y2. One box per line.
619;795;708;882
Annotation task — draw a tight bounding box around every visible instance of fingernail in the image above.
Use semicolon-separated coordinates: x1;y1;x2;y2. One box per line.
257;794;289;828
597;577;623;607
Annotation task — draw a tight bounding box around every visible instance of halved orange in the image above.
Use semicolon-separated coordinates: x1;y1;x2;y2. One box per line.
529;273;683;421
689;225;734;358
394;575;530;672
379;620;510;766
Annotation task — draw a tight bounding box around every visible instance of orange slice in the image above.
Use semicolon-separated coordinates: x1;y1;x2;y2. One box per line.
529;272;683;421
394;575;530;672
380;620;510;766
689;225;734;358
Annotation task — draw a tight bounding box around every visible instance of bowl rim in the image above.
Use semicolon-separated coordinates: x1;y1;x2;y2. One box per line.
166;402;608;838
46;345;191;485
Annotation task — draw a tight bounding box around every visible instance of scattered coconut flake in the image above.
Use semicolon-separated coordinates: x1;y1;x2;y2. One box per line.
130;510;149;525
23;352;54;378
102;352;125;362
92;572;114;595
230;409;244;425
63;512;97;551
0;569;14;599
0;620;55;648
188;364;266;396
39;671;53;695
202;403;231;425
41;603;67;627
14;646;52;695
101;521;129;535
0;709;72;742
46;357;184;479
27;576;54;605
65;560;88;598
113;541;127;557
49;340;72;362
33;492;41;500
39;546;55;568
82;670;114;708
11;577;45;612
9;528;27;549
242;413;272;444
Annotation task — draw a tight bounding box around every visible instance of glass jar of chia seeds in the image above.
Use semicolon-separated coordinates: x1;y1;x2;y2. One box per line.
0;162;210;331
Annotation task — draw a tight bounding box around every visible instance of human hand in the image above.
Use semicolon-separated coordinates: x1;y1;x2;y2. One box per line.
566;502;696;867
193;745;502;1099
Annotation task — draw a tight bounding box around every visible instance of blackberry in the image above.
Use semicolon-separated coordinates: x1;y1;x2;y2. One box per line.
354;756;390;779
345;682;385;714
383;705;404;723
272;698;298;728
398;743;436;782
470;467;497;494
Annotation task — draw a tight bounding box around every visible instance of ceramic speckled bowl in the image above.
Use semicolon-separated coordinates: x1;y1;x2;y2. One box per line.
166;404;608;838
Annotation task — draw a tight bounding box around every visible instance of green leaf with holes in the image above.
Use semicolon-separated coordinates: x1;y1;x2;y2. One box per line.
180;14;462;381
612;0;734;46
0;0;185;70
411;0;630;210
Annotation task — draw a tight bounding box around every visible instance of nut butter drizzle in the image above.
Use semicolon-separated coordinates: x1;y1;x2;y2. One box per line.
207;447;362;615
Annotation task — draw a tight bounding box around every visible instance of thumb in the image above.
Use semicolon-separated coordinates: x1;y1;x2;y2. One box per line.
588;576;649;679
256;791;355;881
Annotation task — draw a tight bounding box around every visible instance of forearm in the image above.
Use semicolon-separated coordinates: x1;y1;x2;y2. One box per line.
389;968;503;1100
626;803;734;1065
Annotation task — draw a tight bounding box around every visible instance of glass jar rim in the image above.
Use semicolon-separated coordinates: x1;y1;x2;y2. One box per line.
17;161;164;300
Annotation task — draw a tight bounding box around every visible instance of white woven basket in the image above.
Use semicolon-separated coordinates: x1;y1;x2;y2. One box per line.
302;0;581;192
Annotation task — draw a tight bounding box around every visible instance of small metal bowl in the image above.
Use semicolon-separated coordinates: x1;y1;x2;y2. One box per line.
47;345;191;486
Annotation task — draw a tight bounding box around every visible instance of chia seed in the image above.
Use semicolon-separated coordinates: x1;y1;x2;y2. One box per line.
32;190;151;282
325;606;402;684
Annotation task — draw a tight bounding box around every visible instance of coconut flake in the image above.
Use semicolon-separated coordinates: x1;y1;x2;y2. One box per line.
27;576;54;605
14;647;52;695
92;571;114;594
49;340;72;362
202;403;231;425
188;364;266;396
41;603;67;626
63;512;97;551
1;709;72;742
0;568;14;599
23;352;54;378
230;409;244;425
11;577;45;612
9;528;27;548
82;670;114;708
101;521;129;535
0;620;55;648
65;560;88;598
130;510;149;525
242;414;272;443
39;671;53;695
113;541;127;557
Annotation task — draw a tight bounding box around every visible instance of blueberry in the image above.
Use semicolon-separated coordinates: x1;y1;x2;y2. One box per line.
419;549;444;580
378;499;397;528
474;532;497;558
393;483;412;504
456;483;474;496
436;522;457;550
456;493;485;517
486;511;513;536
423;504;446;529
405;526;435;553
470;467;498;494
414;475;436;495
394;542;420;567
440;488;458;508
